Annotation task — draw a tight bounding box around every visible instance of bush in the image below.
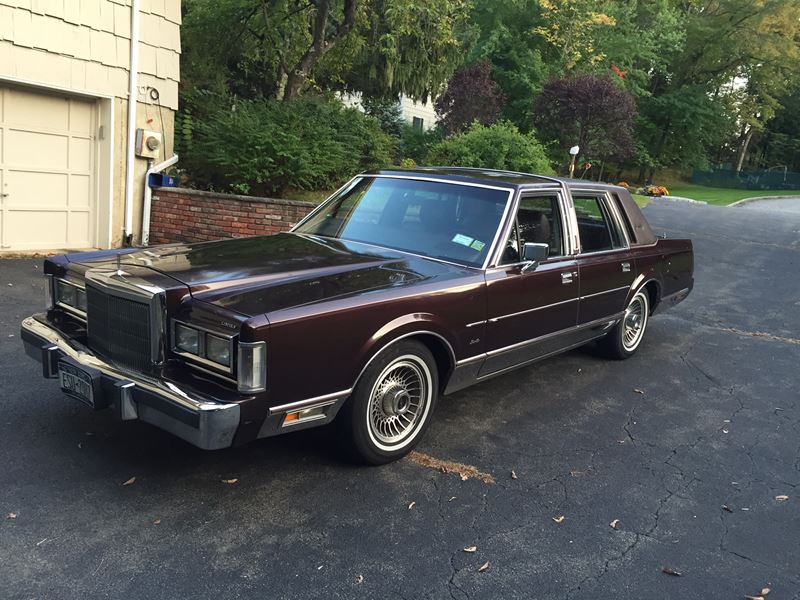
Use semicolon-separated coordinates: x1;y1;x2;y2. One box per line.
183;95;394;196
426;122;554;174
400;125;443;164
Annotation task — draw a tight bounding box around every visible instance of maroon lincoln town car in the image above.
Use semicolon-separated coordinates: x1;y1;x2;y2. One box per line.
21;168;693;464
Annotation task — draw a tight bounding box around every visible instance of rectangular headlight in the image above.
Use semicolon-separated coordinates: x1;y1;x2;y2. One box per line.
206;334;231;367
56;279;78;307
175;323;200;355
237;341;266;393
55;279;86;315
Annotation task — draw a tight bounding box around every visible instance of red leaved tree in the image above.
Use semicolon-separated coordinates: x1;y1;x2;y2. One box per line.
533;73;636;169
434;61;505;134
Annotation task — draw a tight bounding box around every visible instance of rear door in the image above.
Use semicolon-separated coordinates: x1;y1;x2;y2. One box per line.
572;192;637;325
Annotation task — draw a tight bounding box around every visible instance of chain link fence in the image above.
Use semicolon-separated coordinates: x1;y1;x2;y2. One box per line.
692;168;800;190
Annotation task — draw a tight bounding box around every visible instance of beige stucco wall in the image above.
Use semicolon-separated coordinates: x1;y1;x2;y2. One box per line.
0;0;180;247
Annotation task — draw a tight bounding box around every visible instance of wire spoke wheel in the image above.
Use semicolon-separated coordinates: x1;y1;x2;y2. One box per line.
622;293;648;351
366;356;432;450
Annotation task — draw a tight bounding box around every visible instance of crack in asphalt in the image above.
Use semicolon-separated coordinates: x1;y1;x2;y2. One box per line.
716;327;800;346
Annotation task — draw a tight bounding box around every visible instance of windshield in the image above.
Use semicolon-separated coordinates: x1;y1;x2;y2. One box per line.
295;177;511;267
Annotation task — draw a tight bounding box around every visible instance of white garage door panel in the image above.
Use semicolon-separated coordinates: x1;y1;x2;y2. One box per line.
5;211;68;246
69;137;92;170
69;175;91;208
7;129;69;169
4;88;70;130
6;170;69;207
0;86;97;250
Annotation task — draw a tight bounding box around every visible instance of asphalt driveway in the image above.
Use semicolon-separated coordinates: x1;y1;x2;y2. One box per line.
1;201;798;600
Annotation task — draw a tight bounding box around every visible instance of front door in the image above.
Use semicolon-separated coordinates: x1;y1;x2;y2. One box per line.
480;192;580;377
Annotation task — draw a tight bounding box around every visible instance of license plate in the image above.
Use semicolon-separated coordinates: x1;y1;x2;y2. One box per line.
59;362;95;407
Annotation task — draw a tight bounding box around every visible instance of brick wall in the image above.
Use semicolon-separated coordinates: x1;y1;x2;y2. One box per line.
149;187;317;244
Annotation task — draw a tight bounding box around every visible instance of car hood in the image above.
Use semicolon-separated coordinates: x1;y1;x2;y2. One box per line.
69;233;469;316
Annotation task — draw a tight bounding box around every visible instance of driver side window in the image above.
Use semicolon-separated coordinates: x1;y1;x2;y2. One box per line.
501;195;564;264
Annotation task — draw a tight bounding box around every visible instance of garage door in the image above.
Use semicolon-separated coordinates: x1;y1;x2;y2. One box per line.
0;85;97;251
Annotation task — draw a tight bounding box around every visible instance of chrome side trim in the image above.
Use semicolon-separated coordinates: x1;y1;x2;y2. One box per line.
486;313;623;358
455;354;485;367
579;285;630;301
466;320;487;328
269;389;353;415
487;297;578;323
476;331;611;382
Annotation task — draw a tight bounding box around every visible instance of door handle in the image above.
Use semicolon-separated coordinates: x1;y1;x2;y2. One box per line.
621;262;631;273
561;271;576;284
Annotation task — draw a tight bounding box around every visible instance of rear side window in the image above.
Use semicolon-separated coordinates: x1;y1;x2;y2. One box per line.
612;193;637;243
573;196;624;253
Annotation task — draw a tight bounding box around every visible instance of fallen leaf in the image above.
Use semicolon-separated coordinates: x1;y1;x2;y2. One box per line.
761;588;771;595
634;388;645;395
775;495;789;502
408;501;416;510
460;473;469;481
153;519;161;525
478;561;490;573
552;516;565;524
661;567;682;577
463;546;477;553
609;519;620;529
6;513;17;520
356;575;364;584
221;478;239;485
511;470;518;480
122;477;136;486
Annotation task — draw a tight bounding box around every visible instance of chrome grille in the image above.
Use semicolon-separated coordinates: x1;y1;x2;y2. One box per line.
86;285;153;372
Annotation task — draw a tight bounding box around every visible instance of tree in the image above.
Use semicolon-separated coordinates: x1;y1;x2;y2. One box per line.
361;96;404;137
341;0;475;101
181;0;473;102
533;74;636;169
434;62;505;134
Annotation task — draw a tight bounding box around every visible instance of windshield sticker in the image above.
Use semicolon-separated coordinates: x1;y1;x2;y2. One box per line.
469;239;486;252
452;233;474;247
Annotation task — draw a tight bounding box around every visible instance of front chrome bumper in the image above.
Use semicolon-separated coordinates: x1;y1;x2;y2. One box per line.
20;316;240;450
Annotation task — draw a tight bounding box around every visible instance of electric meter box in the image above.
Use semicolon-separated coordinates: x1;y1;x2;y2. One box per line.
135;129;162;159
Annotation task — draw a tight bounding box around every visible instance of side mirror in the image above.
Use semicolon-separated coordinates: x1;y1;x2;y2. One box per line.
521;242;549;272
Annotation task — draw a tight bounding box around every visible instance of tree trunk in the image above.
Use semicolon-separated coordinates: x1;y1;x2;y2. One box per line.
281;0;357;101
735;126;754;174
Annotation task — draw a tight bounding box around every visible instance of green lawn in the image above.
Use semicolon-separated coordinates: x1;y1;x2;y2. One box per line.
655;183;800;206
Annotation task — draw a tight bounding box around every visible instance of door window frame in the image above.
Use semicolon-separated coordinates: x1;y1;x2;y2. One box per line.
488;187;573;269
570;190;632;256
